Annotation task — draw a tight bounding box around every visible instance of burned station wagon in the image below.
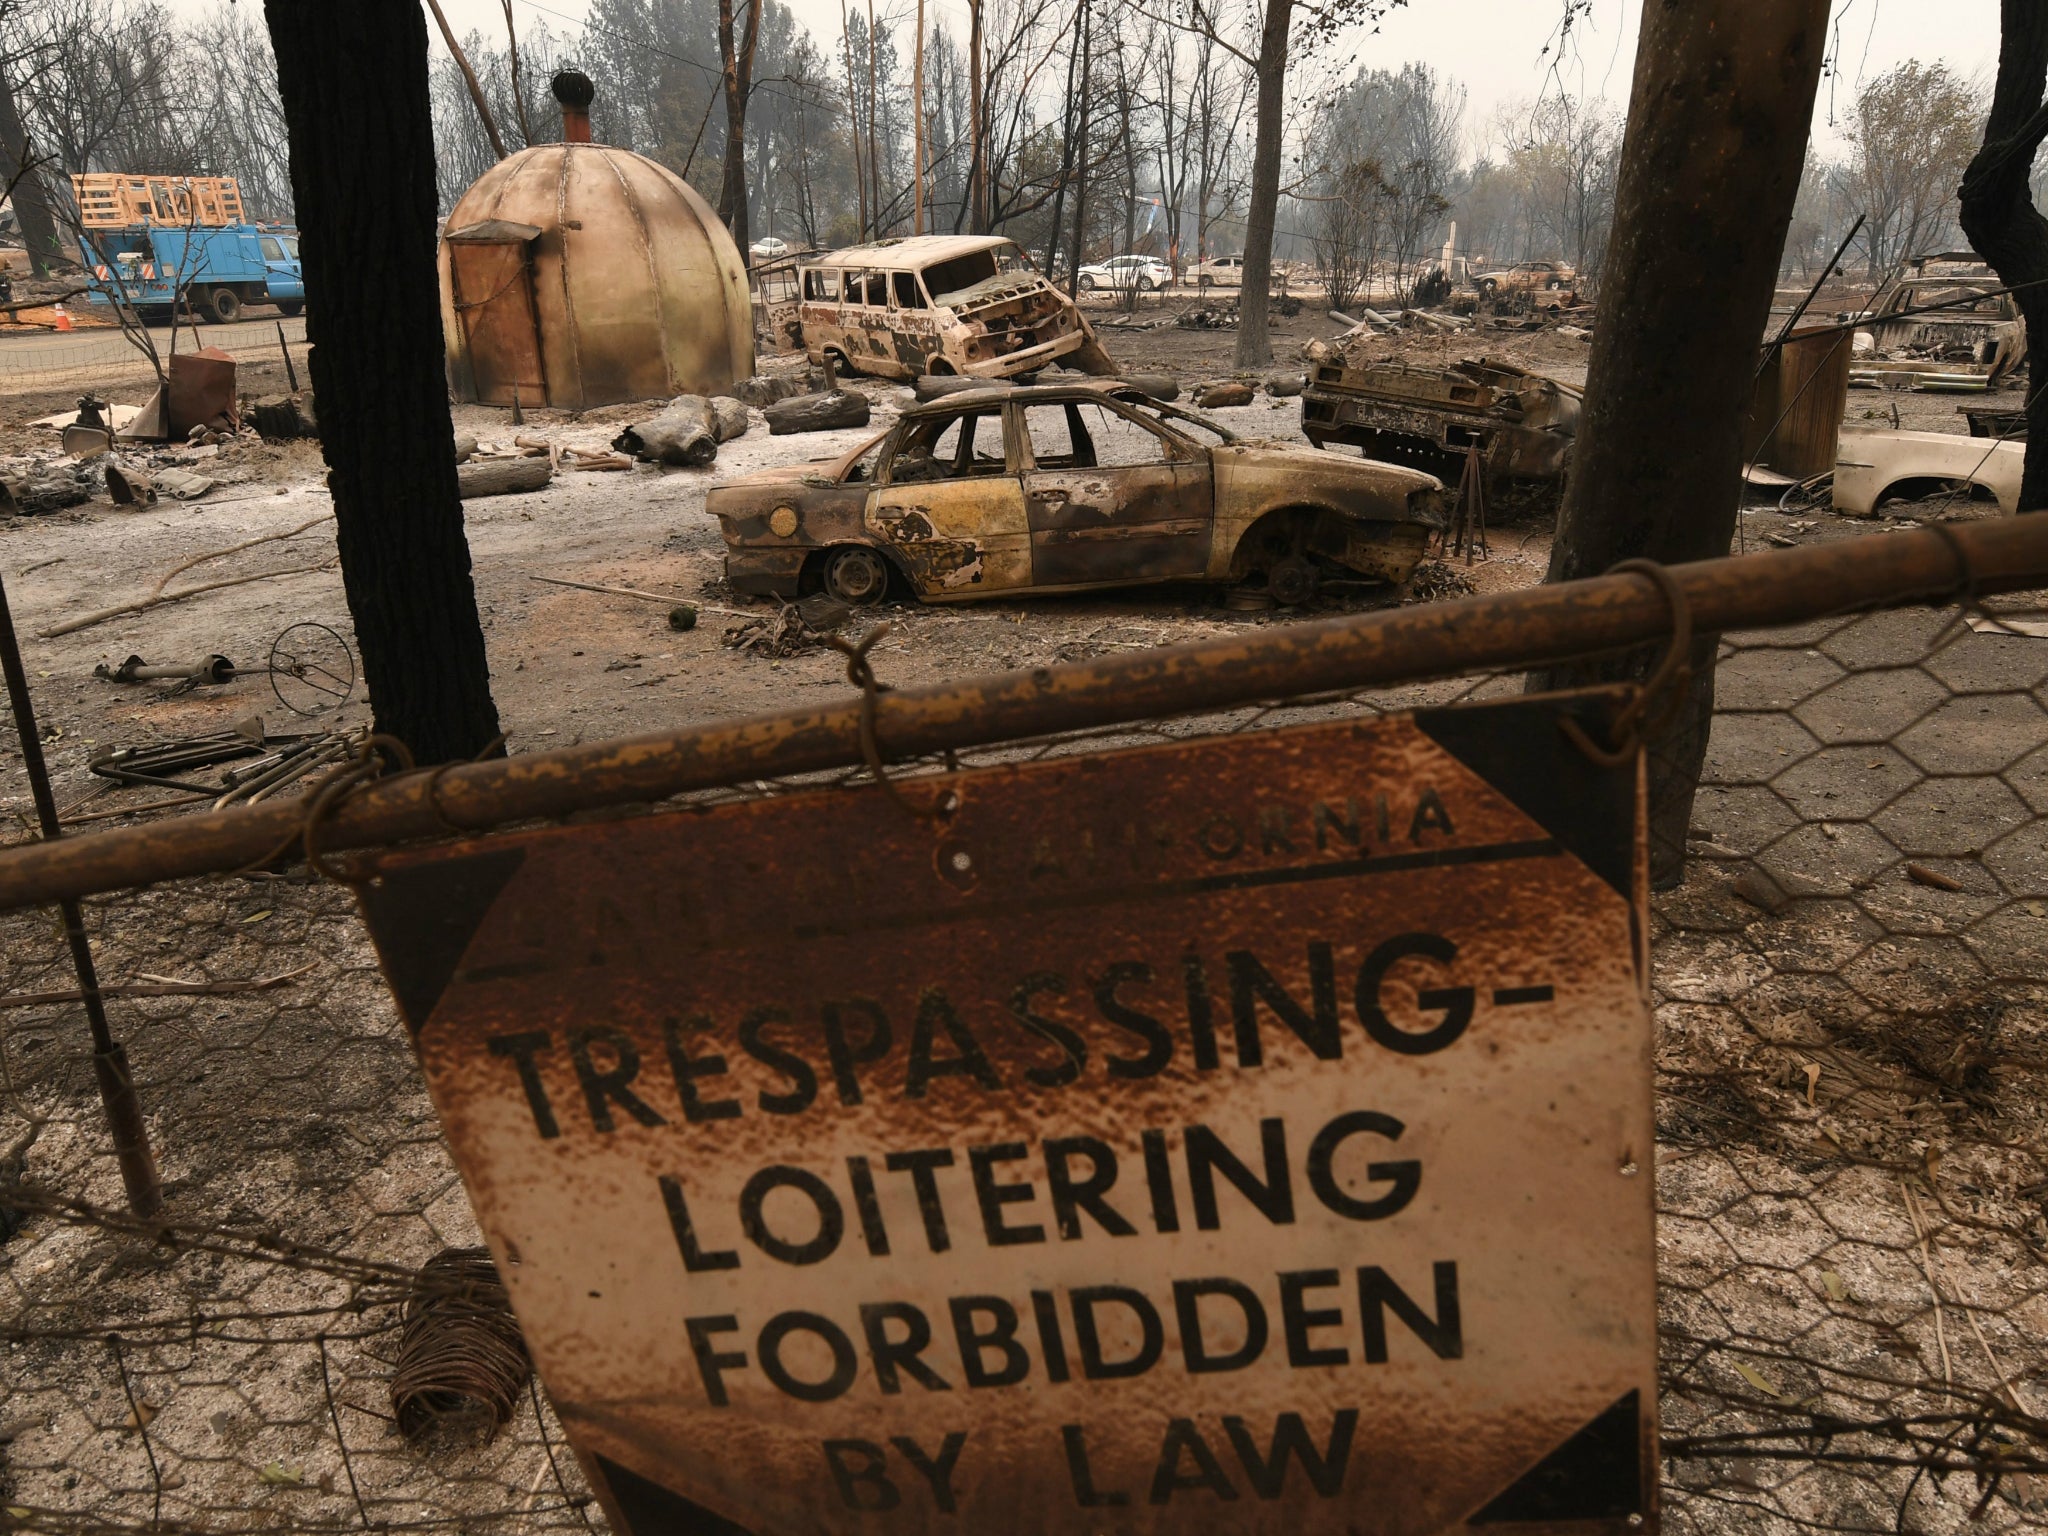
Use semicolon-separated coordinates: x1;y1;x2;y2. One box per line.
705;384;1446;606
798;235;1115;382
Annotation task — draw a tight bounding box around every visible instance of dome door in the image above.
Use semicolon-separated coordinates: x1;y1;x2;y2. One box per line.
447;220;546;407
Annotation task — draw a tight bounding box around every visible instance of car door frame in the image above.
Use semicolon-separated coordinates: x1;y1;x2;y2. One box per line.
1012;394;1214;589
863;405;1034;599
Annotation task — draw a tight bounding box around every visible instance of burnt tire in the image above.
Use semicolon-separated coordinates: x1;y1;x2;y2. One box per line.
1479;278;1499;297
204;286;242;324
822;545;890;605
1268;557;1318;607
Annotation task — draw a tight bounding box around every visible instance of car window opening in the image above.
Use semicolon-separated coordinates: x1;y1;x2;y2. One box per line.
893;271;926;309
1080;403;1176;467
888;410;1009;483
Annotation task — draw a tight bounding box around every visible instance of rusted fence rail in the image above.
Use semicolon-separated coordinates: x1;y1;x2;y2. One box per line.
2;515;2045;911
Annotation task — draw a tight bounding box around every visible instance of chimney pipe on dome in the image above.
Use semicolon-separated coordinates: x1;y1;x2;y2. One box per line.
553;69;595;144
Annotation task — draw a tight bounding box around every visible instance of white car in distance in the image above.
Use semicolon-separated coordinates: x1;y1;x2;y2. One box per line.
1076;254;1175;293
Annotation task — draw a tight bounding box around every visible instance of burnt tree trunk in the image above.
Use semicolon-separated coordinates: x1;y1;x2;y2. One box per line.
1960;1;2048;511
0;60;60;278
1231;0;1290;370
1528;0;1829;886
717;0;764;258
264;0;502;764
1065;0;1094;298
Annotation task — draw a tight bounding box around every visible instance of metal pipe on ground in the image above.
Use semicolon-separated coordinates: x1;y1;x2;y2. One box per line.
0;573;162;1216
0;515;2043;914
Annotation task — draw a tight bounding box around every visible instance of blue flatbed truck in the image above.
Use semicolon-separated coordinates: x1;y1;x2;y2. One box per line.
82;224;304;324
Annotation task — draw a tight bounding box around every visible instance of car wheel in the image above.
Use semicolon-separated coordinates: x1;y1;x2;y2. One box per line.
823;545;891;605
1268;556;1317;607
1198;275;1212;289
1078;274;1096;292
1137;277;1154;293
205;286;242;324
1479;279;1498;297
276;299;304;317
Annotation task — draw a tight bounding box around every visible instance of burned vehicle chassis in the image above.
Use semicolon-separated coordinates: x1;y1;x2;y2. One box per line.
1300;357;1580;512
706;384;1445;607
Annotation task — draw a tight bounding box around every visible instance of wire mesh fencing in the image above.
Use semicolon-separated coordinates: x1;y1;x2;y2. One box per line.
1;579;2047;1533
0;315;308;397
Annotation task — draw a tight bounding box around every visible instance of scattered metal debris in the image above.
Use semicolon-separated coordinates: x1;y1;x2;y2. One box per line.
1405;559;1478;604
722;594;853;657
94;653;238;688
91;720;367;809
391;1247;531;1446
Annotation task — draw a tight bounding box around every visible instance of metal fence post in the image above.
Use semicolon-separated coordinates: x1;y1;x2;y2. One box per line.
0;571;161;1217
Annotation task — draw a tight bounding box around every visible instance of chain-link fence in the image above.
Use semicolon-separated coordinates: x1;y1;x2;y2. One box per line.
2;542;2047;1531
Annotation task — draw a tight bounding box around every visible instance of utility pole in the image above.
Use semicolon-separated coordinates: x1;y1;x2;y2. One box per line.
968;0;985;232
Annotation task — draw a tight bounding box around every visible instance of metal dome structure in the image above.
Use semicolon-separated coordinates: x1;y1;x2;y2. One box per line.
438;76;754;409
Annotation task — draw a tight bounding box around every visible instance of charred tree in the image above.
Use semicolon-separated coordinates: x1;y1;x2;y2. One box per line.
1231;0;1290;369
0;59;60;277
263;0;502;764
717;0;765;257
1529;0;1830;885
1960;1;2048;511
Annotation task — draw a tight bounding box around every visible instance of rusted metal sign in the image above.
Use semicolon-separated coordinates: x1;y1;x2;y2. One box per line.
356;692;1657;1535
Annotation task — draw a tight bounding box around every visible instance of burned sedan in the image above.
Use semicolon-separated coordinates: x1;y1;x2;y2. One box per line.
705;384;1446;606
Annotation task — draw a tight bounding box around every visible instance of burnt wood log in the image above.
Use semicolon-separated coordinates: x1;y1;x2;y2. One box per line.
613;397;719;465
248;393;318;440
1117;372;1180;401
709;396;751;442
764;390;871;436
457;457;554;499
914;375;1013;401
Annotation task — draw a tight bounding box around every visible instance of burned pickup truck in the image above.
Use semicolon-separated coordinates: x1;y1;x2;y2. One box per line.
1300;356;1581;509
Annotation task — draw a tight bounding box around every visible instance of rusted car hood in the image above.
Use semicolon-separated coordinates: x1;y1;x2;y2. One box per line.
1214;442;1444;520
713;458;843;489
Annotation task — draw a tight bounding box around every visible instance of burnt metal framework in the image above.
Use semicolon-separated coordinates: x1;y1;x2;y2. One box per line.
0;515;2043;915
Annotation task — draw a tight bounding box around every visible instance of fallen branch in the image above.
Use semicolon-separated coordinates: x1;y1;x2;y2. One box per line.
526;573;753;617
143;512;336;600
38;511;337;636
0;963;314;1011
41;561;337;638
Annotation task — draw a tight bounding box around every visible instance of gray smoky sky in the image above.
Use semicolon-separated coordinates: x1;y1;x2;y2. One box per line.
173;0;1997;156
